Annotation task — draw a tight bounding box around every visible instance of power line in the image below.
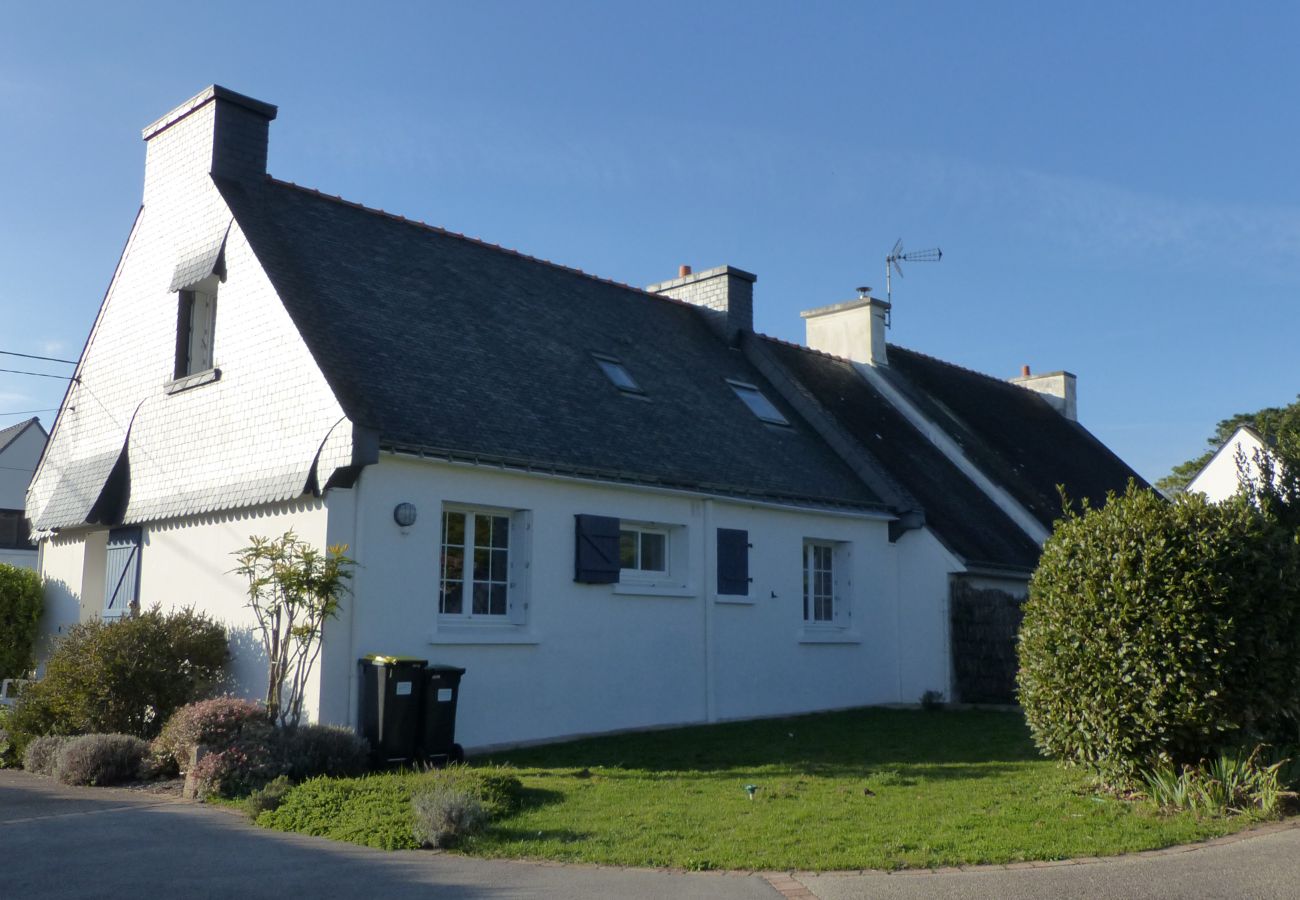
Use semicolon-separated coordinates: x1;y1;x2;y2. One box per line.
0;349;78;365
0;408;56;417
0;368;76;381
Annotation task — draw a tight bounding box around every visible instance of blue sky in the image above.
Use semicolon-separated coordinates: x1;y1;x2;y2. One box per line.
2;1;1297;482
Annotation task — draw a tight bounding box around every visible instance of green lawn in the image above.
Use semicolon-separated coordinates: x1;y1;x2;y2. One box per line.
264;708;1268;870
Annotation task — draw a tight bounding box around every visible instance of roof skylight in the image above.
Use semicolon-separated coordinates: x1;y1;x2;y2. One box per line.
594;354;643;395
728;380;789;426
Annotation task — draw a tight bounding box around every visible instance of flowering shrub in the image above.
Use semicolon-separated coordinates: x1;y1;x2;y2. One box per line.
154;697;272;773
55;734;149;786
412;783;487;848
189;736;281;800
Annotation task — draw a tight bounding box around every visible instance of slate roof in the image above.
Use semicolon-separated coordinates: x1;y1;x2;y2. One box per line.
879;347;1147;531
759;339;1044;571
216;177;883;511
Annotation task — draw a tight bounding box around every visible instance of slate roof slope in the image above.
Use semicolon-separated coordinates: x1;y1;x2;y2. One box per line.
216;177;882;511
880;347;1147;530
759;338;1043;571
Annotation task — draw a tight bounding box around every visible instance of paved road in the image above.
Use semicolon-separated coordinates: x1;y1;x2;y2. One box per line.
4;769;1299;899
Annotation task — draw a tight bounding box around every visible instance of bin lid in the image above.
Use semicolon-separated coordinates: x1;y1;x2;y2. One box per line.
427;664;467;675
361;654;429;666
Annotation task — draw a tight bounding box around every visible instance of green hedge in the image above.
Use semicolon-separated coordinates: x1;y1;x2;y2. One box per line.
0;564;43;679
1018;484;1300;782
8;607;228;752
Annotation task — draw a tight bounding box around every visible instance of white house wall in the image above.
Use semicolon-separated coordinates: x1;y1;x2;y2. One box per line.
35;498;331;711
1188;428;1273;503
321;455;952;749
892;528;964;702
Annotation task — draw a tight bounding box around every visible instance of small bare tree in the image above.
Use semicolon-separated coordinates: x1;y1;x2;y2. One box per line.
232;532;354;727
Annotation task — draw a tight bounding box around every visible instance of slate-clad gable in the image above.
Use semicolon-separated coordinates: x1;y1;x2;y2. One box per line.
880;346;1148;531
217;178;882;511
760;338;1043;571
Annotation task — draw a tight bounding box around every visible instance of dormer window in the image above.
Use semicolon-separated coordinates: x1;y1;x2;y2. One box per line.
175;283;217;379
593;353;643;395
727;379;789;426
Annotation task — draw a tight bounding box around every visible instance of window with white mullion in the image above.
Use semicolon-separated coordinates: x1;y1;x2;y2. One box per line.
803;540;835;623
619;525;668;576
440;508;511;619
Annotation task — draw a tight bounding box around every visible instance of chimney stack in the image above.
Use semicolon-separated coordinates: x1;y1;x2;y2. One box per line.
141;86;277;204
647;264;755;344
800;289;892;366
1010;367;1078;420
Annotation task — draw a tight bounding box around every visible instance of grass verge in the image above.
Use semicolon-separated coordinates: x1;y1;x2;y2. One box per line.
261;708;1270;869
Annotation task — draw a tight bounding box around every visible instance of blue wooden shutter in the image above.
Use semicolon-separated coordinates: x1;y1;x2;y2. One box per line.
104;527;142;618
574;515;620;583
716;528;750;595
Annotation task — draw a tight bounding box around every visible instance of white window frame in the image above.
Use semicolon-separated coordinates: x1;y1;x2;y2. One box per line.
176;278;219;379
438;504;530;625
612;519;691;596
802;538;851;628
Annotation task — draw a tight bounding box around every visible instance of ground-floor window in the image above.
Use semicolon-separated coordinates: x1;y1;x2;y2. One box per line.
803;539;850;625
439;505;528;623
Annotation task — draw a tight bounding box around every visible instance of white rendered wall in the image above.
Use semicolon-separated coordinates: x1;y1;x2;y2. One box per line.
34;499;329;714
139;499;331;716
0;549;36;570
892;528;965;702
324;455;952;749
1188;428;1274;503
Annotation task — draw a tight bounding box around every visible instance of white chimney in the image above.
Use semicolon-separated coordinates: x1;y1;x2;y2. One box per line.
800;292;891;366
1010;365;1078;420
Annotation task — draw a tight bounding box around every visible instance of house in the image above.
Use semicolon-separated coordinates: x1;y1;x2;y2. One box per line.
28;87;1144;747
1187;425;1280;503
0;417;47;570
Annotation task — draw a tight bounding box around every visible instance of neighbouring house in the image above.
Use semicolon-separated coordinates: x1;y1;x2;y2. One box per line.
1187;425;1281;502
28;87;1144;747
0;417;47;570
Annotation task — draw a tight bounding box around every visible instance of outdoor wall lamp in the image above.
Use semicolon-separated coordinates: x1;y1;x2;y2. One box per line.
393;502;418;528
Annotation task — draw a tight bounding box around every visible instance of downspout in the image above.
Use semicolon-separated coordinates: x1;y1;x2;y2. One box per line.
345;472;365;728
702;499;716;723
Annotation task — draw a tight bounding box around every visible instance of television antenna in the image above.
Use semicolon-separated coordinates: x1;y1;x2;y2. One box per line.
885;239;942;307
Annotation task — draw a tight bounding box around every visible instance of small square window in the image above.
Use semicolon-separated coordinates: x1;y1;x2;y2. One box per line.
593;354;643;394
727;380;789;425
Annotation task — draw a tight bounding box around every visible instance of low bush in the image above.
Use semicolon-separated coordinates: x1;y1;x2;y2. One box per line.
278;724;370;782
23;734;72;776
245;775;294;819
412;784;487;848
1019;485;1300;783
259;767;523;849
154;697;271;773
0;706;15;768
1144;748;1286;816
55;734;150;786
8;607;229;748
0;563;42;680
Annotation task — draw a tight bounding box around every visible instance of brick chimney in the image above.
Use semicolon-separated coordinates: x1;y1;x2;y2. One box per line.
1010;365;1078;420
800;290;891;366
141;86;277;204
646;265;756;344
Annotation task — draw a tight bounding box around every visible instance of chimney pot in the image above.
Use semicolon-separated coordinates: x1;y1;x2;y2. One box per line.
1021;364;1031;377
679;265;692;278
